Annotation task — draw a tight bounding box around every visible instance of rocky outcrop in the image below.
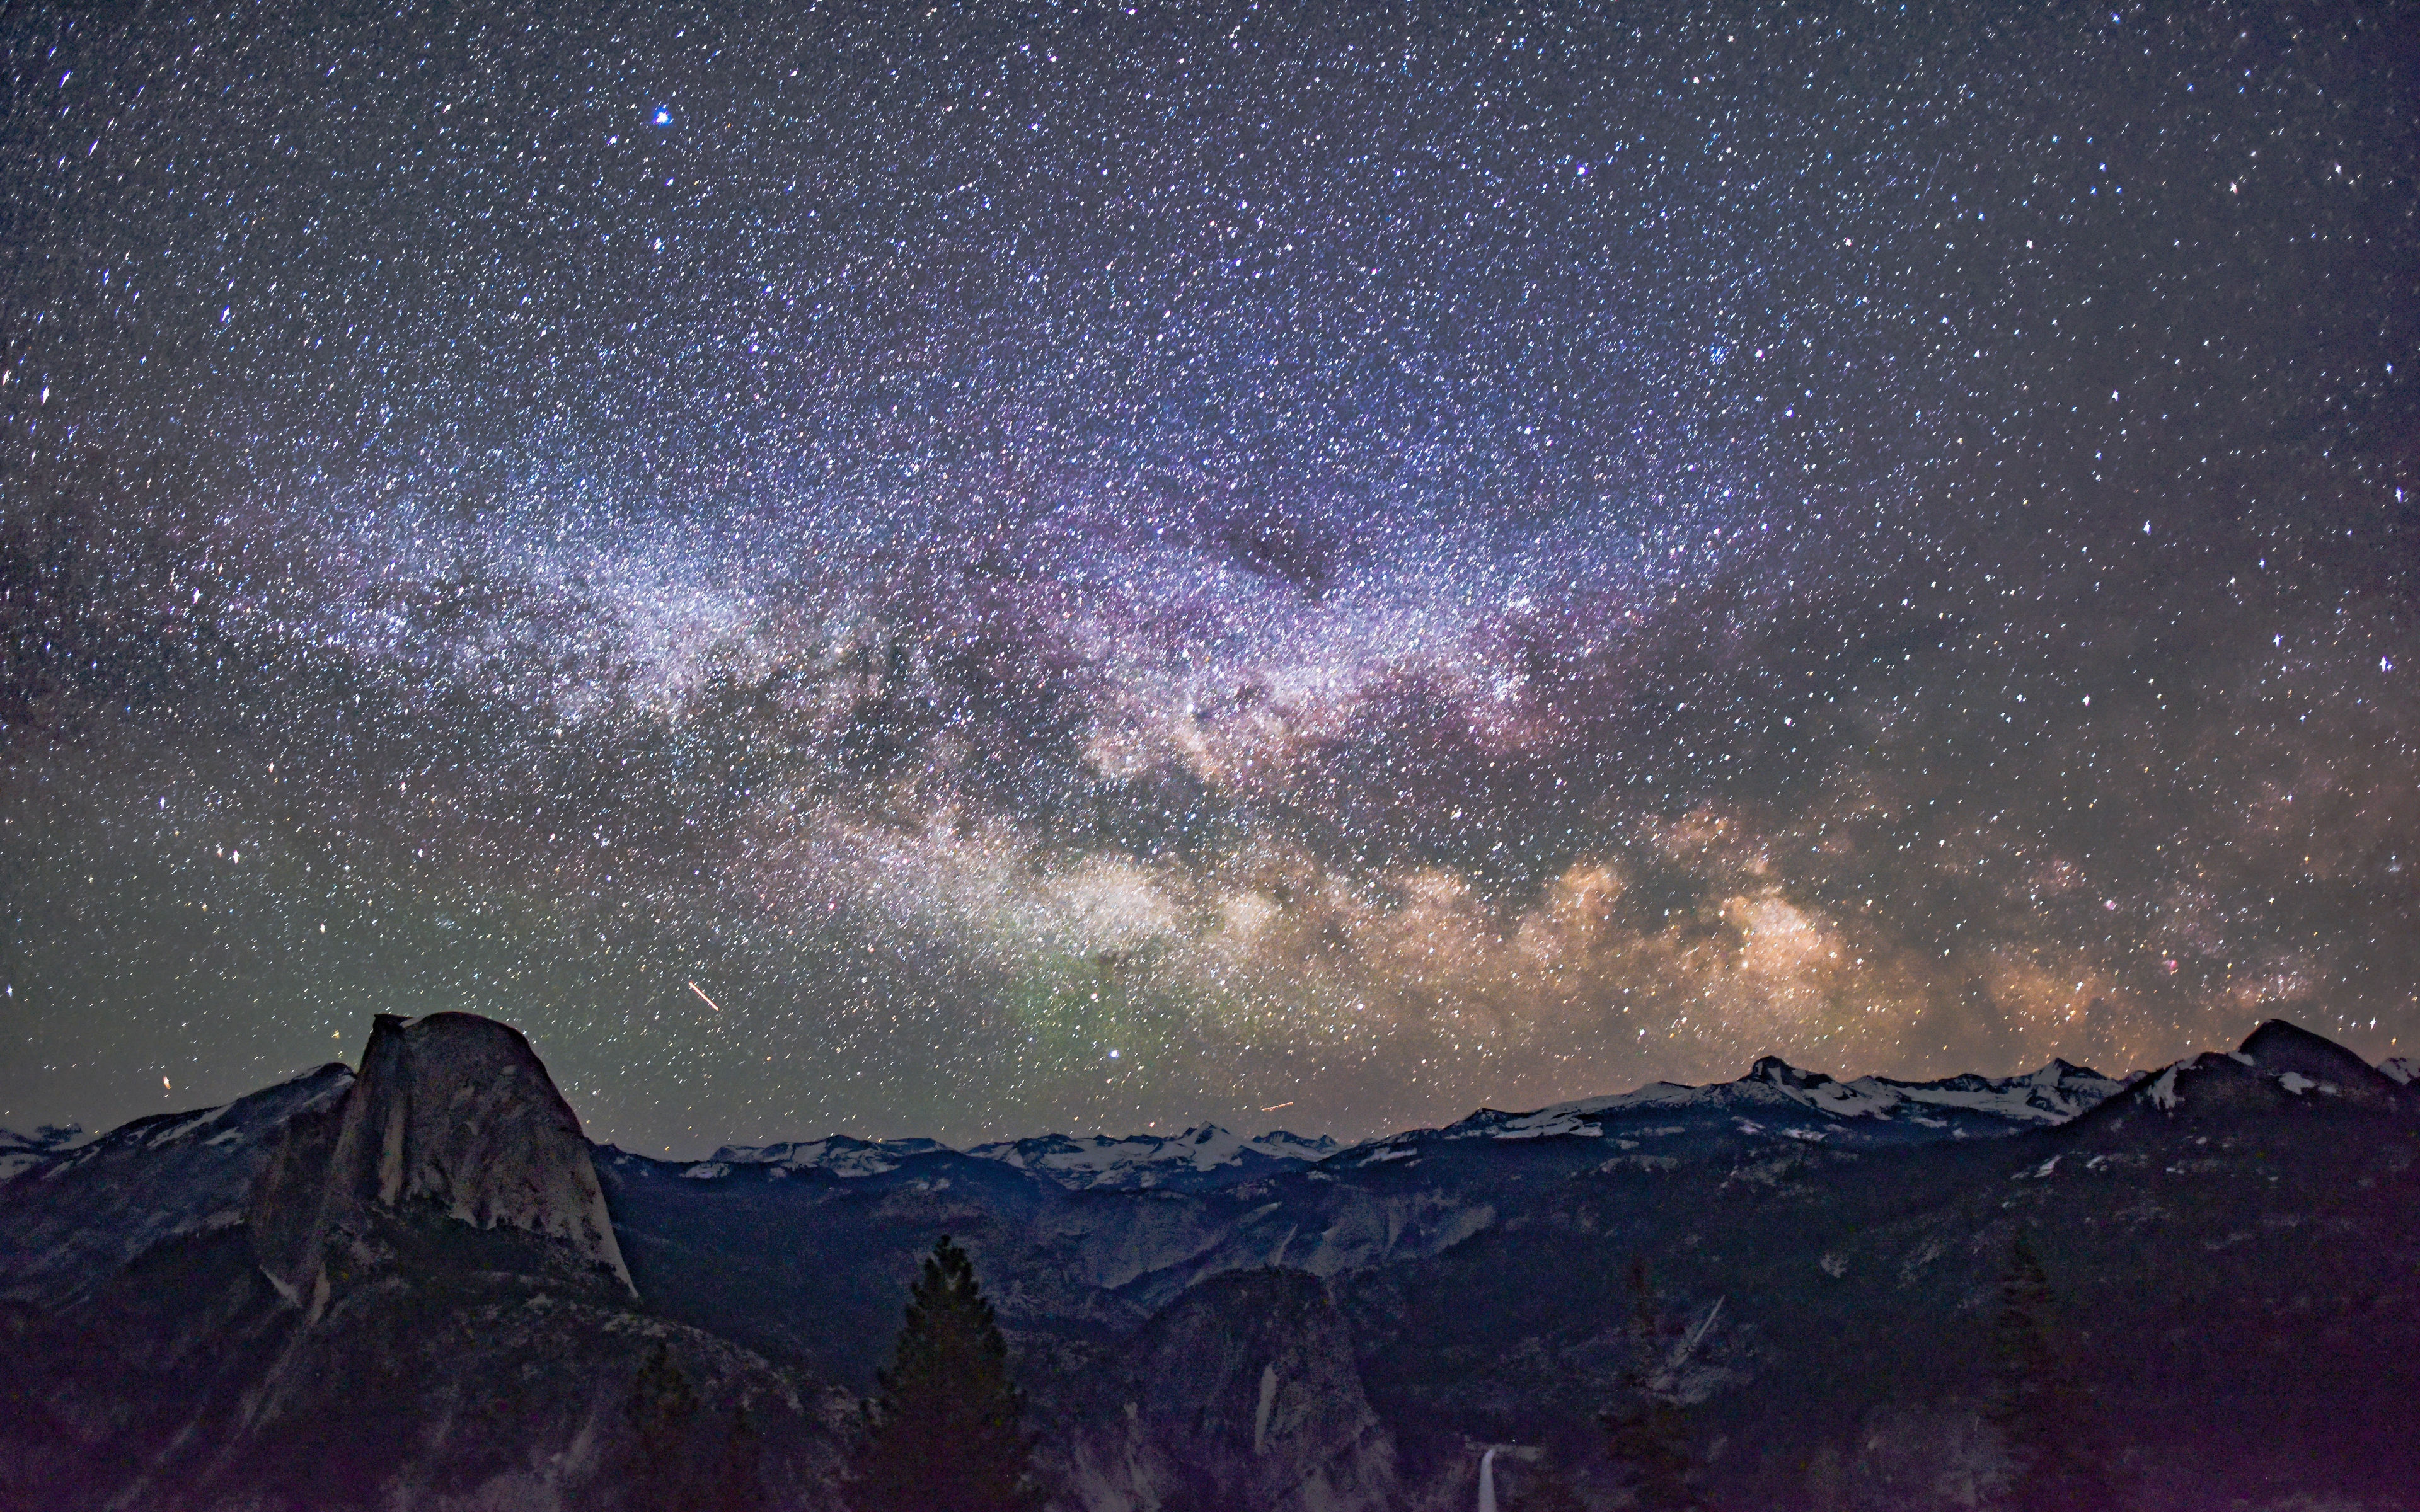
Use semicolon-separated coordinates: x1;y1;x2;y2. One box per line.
2237;1017;2415;1109
4;1214;836;1512
249;1012;631;1314
2;1014;846;1512
2087;1017;2419;1128
1060;1268;1399;1512
0;1065;354;1306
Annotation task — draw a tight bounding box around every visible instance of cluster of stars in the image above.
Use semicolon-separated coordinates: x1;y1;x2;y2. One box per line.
1;0;2412;1153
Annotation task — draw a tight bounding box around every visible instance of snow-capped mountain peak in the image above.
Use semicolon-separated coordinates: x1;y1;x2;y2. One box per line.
2109;1019;2417;1118
699;1048;2136;1189
1341;1051;2131;1162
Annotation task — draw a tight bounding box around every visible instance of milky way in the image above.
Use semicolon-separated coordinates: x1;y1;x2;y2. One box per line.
3;1;2414;1153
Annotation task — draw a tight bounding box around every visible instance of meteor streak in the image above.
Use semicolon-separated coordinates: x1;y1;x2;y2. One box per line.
688;981;725;1013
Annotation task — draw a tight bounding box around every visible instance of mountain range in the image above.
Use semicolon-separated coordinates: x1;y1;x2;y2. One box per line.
4;1013;2415;1510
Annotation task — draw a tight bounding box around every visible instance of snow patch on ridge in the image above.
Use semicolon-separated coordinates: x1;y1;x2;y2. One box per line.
713;1125;1341;1191
2147;1066;2181;1111
966;1125;1340;1191
710;1134;947;1179
0;1123;89;1183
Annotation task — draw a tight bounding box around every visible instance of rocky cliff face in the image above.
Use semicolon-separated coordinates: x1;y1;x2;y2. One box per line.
2;1012;833;1512
250;1012;631;1313
0;1064;353;1306
1058;1268;1400;1512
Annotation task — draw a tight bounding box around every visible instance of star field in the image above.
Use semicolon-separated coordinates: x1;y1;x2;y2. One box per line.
2;1;2414;1154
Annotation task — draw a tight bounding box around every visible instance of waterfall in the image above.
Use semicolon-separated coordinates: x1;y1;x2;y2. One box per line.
1253;1363;1278;1454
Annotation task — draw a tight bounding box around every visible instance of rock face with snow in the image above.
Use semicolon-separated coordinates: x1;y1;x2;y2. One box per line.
710;1050;2114;1198
708;1051;2114;1198
0;1122;88;1183
250;1011;631;1312
0;1065;354;1305
2099;1017;2416;1124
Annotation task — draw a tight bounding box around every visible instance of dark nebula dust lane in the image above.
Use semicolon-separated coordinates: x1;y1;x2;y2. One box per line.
1;1;2414;1154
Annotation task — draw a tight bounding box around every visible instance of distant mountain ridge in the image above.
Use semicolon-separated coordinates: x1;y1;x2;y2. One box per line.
0;1046;2203;1198
1345;1053;2129;1162
710;1124;1342;1193
698;1053;2124;1193
964;1125;1344;1192
6;1017;2417;1511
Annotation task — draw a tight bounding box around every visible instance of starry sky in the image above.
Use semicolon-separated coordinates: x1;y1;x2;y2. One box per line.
3;1;2415;1155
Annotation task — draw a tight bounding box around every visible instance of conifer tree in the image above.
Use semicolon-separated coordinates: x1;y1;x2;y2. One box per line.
850;1235;1039;1512
1986;1235;2115;1510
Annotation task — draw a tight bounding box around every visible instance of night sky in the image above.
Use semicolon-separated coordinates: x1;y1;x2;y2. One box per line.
3;1;2414;1155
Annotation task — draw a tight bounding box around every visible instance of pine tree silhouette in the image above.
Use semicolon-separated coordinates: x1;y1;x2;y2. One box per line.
850;1235;1039;1512
1986;1235;2115;1511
